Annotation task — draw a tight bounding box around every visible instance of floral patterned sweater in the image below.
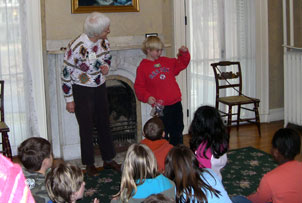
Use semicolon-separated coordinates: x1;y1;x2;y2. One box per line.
61;33;112;103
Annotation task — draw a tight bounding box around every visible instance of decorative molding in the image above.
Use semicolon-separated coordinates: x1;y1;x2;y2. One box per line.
173;1;189;132
255;0;270;122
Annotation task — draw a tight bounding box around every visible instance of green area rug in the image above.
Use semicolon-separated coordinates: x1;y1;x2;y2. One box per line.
222;146;278;197
79;169;121;203
79;147;277;202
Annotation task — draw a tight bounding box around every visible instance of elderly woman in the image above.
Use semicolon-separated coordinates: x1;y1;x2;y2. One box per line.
61;12;120;175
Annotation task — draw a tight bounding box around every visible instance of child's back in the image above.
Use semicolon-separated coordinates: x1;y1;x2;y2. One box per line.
189;106;229;179
164;145;232;203
140;117;173;172
111;143;175;203
45;163;94;203
248;128;302;203
18;137;53;203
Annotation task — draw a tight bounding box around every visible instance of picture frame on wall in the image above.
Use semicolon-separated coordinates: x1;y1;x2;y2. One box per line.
71;0;140;13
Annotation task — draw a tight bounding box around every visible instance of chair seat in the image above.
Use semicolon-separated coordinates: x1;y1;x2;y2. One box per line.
0;122;9;132
218;95;260;105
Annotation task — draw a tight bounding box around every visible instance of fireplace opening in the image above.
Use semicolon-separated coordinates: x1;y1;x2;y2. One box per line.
93;79;137;152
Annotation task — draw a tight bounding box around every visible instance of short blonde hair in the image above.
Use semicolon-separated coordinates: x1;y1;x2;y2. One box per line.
114;144;158;202
45;163;84;203
142;36;164;55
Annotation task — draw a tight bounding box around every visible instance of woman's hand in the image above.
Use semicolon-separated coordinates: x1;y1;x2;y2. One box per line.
66;102;75;113
100;65;109;75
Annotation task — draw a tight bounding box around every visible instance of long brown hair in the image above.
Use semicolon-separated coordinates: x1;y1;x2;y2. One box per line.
164;145;220;202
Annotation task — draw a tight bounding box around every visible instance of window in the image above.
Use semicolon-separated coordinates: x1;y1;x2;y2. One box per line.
186;0;256;120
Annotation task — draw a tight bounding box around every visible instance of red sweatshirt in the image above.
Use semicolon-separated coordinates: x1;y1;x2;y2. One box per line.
134;51;190;106
140;138;173;172
248;160;302;203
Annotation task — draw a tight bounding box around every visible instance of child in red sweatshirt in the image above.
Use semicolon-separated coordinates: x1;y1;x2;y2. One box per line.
140;117;173;172
134;36;190;146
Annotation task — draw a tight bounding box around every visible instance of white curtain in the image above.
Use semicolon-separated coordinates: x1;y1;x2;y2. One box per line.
0;0;40;155
187;0;256;121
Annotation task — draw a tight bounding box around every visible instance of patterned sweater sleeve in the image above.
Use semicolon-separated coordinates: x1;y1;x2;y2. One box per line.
61;44;76;103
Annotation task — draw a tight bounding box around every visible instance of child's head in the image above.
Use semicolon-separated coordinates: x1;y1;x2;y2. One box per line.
45;163;85;203
142;193;175;203
18;137;53;172
164;145;219;202
116;143;158;202
142;36;164;55
143;117;165;141
271;128;301;163
189;105;229;158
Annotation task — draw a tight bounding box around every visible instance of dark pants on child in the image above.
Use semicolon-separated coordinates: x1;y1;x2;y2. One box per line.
160;101;184;146
73;83;116;165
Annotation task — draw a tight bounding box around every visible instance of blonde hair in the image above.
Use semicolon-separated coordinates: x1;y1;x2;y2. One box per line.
142;36;164;55
114;143;158;202
45;163;84;203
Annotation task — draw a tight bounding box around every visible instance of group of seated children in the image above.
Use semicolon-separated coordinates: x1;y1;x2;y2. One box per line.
17;137;98;203
14;105;301;203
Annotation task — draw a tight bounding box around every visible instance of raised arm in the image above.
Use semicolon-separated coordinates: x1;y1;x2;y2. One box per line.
173;46;191;76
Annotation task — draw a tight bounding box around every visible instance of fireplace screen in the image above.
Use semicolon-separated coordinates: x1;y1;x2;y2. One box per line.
93;79;137;151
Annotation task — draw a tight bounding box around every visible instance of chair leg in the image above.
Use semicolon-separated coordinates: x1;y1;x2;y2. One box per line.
254;102;261;137
2;132;12;160
227;105;233;135
237;104;241;131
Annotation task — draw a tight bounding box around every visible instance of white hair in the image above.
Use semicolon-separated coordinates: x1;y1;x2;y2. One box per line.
84;12;110;38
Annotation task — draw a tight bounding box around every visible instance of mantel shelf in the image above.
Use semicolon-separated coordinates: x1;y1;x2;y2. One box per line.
47;43;171;55
46;35;171;55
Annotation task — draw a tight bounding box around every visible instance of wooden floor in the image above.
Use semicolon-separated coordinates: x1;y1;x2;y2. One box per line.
184;120;302;161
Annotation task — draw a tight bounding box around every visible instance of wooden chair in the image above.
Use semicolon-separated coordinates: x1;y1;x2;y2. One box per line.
211;61;261;136
0;80;12;159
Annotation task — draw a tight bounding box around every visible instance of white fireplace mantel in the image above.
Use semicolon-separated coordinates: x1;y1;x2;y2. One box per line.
47;35;170;161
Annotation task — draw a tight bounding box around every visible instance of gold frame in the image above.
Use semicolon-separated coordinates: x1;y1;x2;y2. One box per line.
71;0;140;13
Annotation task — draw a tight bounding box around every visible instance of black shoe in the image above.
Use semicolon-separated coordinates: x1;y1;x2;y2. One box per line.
103;160;121;172
86;165;98;176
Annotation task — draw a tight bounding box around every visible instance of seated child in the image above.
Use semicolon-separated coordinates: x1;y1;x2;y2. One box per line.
0;154;35;202
111;143;176;202
18;137;53;203
140;117;173;172
189;106;229;179
164;145;232;202
45;163;98;203
247;128;302;203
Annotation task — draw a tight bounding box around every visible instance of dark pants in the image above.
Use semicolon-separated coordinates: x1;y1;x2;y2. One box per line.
73;83;116;165
160;101;184;146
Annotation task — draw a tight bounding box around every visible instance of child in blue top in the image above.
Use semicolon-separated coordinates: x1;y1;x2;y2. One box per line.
111;143;175;203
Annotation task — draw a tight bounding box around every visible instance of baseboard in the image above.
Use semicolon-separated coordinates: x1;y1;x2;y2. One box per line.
268;108;284;122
